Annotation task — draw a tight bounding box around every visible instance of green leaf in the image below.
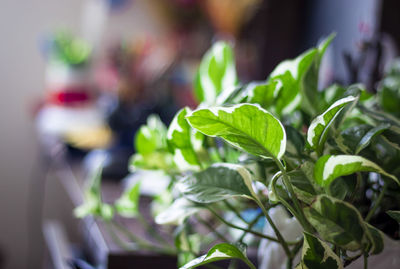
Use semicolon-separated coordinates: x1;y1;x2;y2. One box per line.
314;155;399;187
53;31;91;65
287;170;317;204
178;163;257;204
246;81;279;110
355;123;391;154
129;151;175;171
387;210;400;224
114;181;141;218
300;232;343;269
74;166;114;220
273;72;302;115
302;33;336;115
180;243;256;269
186;103;286;159
307;96;357;151
155;198;200;225
135;114;167;155
304;195;368;251
270;49;317;82
285;125;305;156
270;49;317;115
379;83;400;117
320;84;347;111
195;41;238;104
167;107;201;169
365;223;384;255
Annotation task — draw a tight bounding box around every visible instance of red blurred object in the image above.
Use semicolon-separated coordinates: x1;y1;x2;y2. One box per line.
47;89;91;106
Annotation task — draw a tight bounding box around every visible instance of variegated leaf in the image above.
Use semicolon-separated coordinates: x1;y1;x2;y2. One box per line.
186;103;286;159
167;107;201;170
304;195;369;251
299;232;343;269
314;155;399;187
195;41;238;104
307;96;356;152
178;163;258;204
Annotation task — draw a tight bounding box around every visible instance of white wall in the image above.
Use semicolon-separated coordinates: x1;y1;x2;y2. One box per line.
0;1;83;268
0;1;165;268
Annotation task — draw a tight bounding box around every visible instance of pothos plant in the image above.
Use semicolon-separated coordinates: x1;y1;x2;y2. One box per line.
75;35;400;269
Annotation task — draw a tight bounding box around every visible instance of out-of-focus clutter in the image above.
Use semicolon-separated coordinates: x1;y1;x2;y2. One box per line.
36;31;112;150
35;0;268;180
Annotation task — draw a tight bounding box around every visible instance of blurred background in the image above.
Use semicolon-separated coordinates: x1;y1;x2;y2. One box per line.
0;0;399;268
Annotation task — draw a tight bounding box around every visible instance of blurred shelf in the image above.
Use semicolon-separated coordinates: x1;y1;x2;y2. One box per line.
44;158;177;269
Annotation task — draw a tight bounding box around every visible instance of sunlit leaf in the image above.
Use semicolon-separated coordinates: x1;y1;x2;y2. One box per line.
74;166;113;220
270;49;317;115
187;103;286;159
134;114;167;155
114;181;141;218
129;151;175;171
167;107;201;170
195;41;238;104
246;81;278;110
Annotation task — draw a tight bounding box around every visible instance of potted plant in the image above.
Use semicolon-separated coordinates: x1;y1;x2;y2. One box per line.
76;34;400;269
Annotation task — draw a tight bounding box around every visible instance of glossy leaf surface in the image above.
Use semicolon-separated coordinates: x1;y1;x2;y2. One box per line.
314;155;399;187
167;107;200;169
304;195;368;251
180;243;255;269
178;163;256;203
307;96;356;151
114;181;141;218
195;41;238;104
187;103;286;159
299;232;343;269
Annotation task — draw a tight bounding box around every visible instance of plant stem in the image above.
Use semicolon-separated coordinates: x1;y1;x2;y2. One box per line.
206;206;296;245
365;183;387;222
363;253;368;269
197;215;230;242
273;158;313;233
105;221;137;251
254;199;292;258
270;172;301;222
223;200;247;223
238;212;264;242
112;221;176;255
286;257;292;269
136;213;170;246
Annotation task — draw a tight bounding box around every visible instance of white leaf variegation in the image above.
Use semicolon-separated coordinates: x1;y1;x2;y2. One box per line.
307;96;356;151
167;107;201;171
186;103;286;159
314;155;399;187
300;232;343;269
195;41;238;105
